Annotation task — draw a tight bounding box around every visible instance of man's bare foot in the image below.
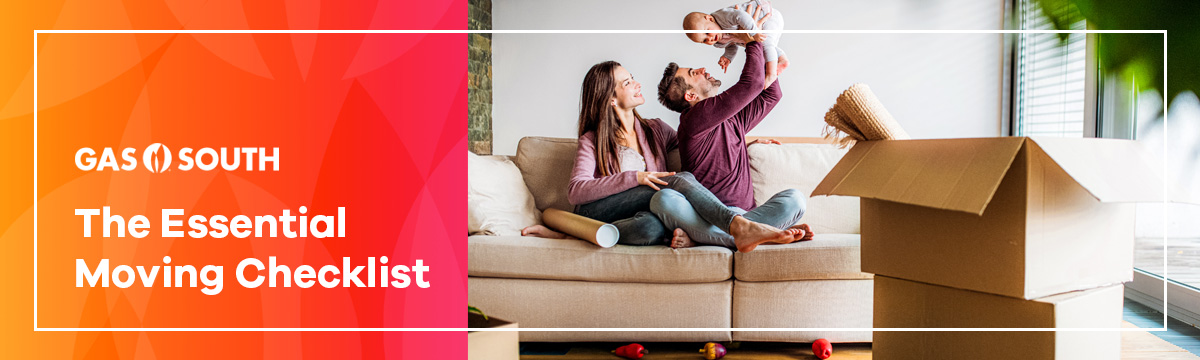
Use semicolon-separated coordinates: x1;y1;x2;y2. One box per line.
789;223;814;241
669;228;696;249
521;225;573;239
774;228;802;244
730;216;794;253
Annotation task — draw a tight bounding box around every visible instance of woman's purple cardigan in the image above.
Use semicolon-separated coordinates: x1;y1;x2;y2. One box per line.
567;118;679;206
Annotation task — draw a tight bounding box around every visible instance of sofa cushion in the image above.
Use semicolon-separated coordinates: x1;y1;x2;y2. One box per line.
732;279;873;342
468;152;541;236
468;235;732;283
665;148;682;172
515;137;577;212
733;233;871;281
748;143;861;234
471;278;733;342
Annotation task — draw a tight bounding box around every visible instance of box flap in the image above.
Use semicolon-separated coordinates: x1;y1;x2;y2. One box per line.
1029;137;1195;204
811;141;875;197
813;138;1026;215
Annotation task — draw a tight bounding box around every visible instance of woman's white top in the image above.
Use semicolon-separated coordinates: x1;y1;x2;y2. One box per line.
617;145;647;172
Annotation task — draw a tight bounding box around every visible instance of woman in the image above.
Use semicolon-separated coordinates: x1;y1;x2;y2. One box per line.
522;61;799;251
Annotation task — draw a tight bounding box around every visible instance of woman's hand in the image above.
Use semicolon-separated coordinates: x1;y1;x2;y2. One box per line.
637;171;675;190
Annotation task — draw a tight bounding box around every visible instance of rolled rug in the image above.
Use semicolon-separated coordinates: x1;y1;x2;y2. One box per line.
823;83;910;146
822;108;866;148
541;208;619;248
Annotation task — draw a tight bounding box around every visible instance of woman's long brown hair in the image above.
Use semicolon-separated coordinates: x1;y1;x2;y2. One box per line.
578;61;660;177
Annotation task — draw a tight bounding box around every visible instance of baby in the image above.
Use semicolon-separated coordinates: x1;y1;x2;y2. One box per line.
683;0;787;89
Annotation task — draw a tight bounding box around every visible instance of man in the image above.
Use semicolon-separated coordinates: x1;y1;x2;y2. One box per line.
655;38;812;252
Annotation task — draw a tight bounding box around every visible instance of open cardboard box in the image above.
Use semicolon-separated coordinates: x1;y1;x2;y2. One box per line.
814;137;1182;299
873;275;1122;360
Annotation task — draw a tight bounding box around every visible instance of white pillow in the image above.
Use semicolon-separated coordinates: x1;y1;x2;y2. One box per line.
748;143;861;234
468;152;541;236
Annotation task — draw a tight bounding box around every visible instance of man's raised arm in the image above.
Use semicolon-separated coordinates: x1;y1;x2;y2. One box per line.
735;68;782;131
682;41;768;133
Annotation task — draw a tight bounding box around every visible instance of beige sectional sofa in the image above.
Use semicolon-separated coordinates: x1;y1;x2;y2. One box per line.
468;136;872;343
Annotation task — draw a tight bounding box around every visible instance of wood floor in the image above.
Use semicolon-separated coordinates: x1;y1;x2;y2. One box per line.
520;342;872;359
519;325;1193;359
1125;300;1200;356
519;303;1200;360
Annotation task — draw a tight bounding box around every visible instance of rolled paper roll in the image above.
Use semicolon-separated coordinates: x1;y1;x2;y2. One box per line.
541;208;619;248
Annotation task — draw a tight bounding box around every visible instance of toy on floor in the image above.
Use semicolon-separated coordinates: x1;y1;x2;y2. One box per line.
812;338;833;359
613;343;648;359
699;342;727;359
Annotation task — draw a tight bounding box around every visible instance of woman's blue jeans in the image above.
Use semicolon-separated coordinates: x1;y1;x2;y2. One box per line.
574;184;669;246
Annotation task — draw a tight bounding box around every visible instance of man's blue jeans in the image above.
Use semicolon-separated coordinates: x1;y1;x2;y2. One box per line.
650;186;805;248
574;172;804;248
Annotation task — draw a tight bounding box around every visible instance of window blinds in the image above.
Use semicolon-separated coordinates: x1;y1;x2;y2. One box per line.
1016;0;1087;137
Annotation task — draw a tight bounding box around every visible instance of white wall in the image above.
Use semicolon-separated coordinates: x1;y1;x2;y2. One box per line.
491;0;1006;155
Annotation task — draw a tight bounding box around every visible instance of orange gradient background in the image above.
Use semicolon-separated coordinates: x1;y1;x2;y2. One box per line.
1;0;466;358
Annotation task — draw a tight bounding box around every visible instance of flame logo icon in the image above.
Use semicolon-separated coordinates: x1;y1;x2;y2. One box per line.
142;143;172;173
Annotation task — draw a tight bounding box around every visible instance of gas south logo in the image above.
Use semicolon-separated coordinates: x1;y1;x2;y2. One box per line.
142;143;171;173
75;144;279;172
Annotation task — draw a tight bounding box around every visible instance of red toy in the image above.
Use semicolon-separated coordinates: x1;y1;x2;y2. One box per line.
613;343;648;359
812;338;833;359
699;342;727;359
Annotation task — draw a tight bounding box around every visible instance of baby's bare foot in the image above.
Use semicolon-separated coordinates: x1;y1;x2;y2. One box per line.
670;228;696;249
730;216;793;253
521;225;571;239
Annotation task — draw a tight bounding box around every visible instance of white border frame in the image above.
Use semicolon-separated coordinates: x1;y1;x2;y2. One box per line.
34;29;1169;332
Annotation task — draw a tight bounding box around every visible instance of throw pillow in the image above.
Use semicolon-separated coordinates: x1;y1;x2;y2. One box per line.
468;152;541;236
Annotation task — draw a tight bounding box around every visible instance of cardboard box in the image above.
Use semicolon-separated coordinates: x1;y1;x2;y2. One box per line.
873;276;1122;360
469;313;519;360
814;137;1170;299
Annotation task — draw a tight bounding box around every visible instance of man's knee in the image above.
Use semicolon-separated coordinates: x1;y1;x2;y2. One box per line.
650;188;687;214
774;189;806;218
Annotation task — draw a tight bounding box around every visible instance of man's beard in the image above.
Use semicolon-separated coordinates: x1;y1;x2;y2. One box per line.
700;77;721;97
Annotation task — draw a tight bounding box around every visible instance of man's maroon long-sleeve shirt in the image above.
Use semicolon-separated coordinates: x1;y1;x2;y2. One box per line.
677;41;782;210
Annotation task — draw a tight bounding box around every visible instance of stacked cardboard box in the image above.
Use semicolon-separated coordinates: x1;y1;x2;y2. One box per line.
814;137;1171;359
469;313;519;360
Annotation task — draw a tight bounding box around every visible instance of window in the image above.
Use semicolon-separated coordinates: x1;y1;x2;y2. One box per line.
1014;0;1087;137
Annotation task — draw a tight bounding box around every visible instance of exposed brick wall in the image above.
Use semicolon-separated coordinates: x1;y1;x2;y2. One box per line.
468;0;492;155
